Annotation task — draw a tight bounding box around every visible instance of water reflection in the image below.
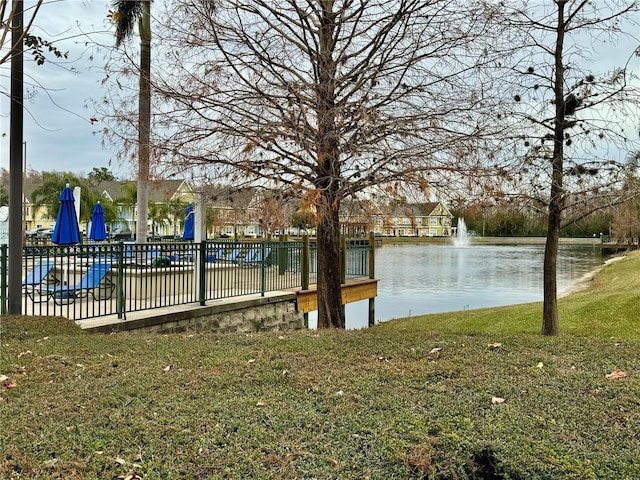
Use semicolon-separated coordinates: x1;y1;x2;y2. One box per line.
309;242;604;329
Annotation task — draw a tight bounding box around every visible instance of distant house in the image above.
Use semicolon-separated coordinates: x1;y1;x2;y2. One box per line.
99;179;194;237
381;202;453;237
200;185;261;238
339;199;382;236
338;200;453;237
23;183;55;232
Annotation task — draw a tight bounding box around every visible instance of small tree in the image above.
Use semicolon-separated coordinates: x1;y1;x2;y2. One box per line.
167;197;187;237
148;200;169;237
291;210;317;235
147;0;504;328
87;167;117;184
30;172;109;226
496;1;640;335
257;194;290;238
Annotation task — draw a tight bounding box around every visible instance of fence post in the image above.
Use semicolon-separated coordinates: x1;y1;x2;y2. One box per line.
116;241;125;320
278;235;288;275
198;241;206;305
368;232;376;327
301;235;310;290
301;235;310;328
0;244;7;315
260;241;266;297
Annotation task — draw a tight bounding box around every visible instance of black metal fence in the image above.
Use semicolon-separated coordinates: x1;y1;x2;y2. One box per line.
1;238;372;321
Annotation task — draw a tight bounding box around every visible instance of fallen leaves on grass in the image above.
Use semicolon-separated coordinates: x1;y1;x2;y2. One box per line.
488;342;502;349
491;396;505;404
606;370;628;380
118;472;142;480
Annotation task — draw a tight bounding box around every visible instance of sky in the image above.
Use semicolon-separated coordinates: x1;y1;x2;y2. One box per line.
1;1;639;181
0;0;129;179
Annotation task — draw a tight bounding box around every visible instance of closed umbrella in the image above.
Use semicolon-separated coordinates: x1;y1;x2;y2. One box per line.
51;184;82;245
183;203;194;240
89;201;107;241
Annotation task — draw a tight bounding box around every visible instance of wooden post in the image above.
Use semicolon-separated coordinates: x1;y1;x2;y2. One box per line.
368;232;376;327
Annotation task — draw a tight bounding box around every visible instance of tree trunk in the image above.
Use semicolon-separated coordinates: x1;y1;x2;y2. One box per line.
136;0;151;244
542;1;567;336
316;200;345;329
313;0;344;329
543;196;560;335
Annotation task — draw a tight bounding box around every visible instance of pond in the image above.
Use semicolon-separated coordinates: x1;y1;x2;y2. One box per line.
309;241;605;329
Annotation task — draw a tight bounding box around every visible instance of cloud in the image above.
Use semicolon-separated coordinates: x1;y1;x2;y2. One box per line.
2;1;638;180
1;0;130;178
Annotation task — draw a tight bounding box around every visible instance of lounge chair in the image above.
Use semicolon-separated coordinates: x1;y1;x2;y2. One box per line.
220;247;242;263
205;247;222;263
47;263;115;305
22;260;59;302
237;247;272;265
250;247;271;264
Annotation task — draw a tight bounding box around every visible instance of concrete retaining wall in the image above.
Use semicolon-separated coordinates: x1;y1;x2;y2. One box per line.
83;293;304;335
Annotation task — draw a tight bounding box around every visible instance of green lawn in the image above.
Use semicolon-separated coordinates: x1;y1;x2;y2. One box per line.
1;251;639;479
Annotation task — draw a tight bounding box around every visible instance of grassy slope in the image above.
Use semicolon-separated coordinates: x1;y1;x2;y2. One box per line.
1;252;639;479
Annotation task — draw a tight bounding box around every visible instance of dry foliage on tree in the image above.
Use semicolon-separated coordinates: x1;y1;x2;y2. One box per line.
133;0;507;328
97;0;640;332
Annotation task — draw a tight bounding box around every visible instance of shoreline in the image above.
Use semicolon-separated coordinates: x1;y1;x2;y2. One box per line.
471;236;600;246
382;236;602;246
559;254;626;298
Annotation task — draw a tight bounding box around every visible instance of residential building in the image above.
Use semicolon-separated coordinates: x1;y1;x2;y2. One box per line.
341;200;453;237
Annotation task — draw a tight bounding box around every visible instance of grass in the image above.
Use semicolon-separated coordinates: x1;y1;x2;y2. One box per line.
1;252;640;479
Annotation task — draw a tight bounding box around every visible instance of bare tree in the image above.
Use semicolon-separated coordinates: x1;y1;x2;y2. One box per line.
257;193;290;238
144;0;504;328
494;1;640;335
611;152;640;240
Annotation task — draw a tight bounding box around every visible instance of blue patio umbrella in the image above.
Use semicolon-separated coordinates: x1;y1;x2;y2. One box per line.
51;184;82;245
183;203;195;240
89;201;107;241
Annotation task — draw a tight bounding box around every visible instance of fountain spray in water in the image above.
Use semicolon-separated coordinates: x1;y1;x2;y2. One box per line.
454;218;470;246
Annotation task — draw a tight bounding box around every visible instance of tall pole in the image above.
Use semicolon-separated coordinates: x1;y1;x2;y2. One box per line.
8;0;24;315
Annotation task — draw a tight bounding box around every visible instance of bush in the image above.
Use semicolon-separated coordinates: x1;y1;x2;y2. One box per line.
151;256;171;267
